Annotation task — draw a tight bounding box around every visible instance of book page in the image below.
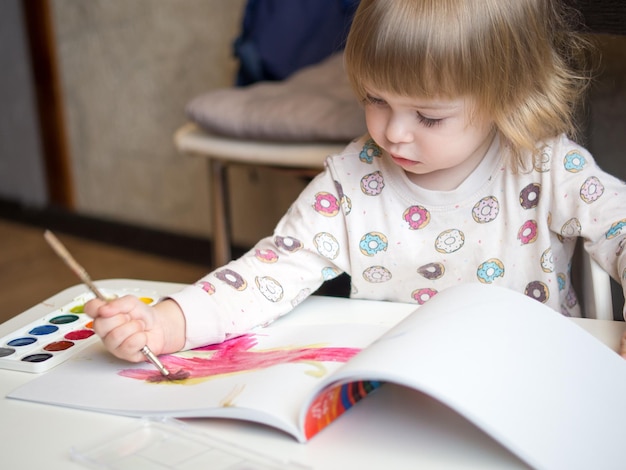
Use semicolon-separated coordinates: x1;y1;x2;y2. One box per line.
304;283;626;470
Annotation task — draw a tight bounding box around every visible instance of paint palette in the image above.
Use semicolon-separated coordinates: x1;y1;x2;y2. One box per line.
0;287;159;373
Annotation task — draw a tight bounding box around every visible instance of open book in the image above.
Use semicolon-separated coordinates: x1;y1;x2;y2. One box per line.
8;283;626;470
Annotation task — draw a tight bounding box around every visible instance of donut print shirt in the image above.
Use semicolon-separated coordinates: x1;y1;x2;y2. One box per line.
171;133;626;349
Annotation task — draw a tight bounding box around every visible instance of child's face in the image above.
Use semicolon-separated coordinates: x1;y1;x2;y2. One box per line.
363;87;495;191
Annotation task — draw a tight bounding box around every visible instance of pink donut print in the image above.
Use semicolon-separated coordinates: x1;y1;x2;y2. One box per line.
196;281;215;294
579;176;604;204
313;192;340;216
411;288;438;305
255;248;279;263
518;220;538;245
403;205;430;230
360;171;385;196
472;196;499;223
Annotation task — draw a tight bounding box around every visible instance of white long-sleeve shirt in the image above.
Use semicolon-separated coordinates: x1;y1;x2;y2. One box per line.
171;133;626;349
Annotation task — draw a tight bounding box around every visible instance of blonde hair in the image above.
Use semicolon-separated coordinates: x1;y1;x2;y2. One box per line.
344;0;592;168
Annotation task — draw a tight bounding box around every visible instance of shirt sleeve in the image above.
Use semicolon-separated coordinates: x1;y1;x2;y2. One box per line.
546;136;626;316
168;154;354;349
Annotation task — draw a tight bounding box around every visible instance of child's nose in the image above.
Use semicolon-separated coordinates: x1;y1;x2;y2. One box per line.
385;113;412;144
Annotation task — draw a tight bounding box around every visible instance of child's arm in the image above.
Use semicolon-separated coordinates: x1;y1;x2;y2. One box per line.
84;296;186;363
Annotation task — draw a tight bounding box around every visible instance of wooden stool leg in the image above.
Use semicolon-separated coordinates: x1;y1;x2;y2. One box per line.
209;159;231;268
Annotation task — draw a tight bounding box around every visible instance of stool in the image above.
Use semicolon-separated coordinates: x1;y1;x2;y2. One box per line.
581;251;613;320
174;122;348;268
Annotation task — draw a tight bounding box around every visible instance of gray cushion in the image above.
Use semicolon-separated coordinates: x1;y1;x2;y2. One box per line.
185;53;366;142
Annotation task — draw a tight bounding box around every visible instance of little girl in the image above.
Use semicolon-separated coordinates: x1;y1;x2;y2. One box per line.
87;0;626;360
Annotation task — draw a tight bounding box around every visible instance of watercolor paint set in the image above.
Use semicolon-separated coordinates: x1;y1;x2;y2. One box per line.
0;287;158;373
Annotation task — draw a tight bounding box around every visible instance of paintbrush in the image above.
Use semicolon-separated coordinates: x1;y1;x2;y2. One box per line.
43;229;173;377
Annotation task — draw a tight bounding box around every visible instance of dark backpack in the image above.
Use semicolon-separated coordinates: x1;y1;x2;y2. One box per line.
233;0;359;86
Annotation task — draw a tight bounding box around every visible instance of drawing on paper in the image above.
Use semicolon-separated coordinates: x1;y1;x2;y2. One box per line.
119;333;361;384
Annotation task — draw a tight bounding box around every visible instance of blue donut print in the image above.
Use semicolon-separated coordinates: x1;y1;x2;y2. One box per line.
563;150;586;173
476;259;505;284
359;139;382;164
606;219;626;239
359;232;388;256
321;266;340;280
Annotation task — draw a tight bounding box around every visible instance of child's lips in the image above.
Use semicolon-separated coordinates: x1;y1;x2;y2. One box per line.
391;154;420;166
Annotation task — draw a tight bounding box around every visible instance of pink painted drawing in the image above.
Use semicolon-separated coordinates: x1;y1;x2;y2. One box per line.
119;333;361;383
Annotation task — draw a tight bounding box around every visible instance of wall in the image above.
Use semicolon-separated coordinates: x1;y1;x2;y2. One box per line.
52;0;310;246
0;0;48;207
50;0;252;240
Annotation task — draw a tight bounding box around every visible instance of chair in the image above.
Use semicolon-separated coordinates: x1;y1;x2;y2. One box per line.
174;122;348;267
581;251;614;320
173;1;364;269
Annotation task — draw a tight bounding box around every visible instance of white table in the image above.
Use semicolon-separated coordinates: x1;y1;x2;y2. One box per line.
2;279;624;469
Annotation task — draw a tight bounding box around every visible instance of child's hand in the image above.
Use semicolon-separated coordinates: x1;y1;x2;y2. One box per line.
84;296;186;363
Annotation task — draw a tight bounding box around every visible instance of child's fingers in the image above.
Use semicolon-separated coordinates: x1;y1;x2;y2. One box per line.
100;319;148;362
96;295;148;318
83;298;108;319
85;294;165;361
87;295;154;330
91;312;134;339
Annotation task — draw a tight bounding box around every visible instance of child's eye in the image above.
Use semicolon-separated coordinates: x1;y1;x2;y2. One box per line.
364;95;386;106
416;112;443;128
